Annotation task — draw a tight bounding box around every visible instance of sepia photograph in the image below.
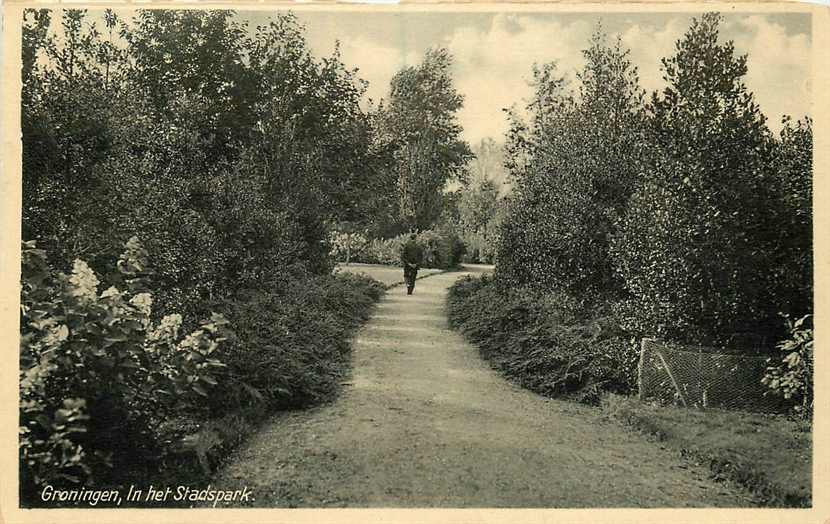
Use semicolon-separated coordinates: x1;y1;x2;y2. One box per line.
2;1;823;519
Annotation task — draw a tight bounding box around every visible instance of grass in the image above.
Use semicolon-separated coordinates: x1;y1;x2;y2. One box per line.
601;393;812;507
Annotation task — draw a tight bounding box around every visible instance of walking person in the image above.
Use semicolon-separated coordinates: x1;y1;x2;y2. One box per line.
400;232;423;295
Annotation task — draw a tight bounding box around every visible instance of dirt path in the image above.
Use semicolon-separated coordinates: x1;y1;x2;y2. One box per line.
211;268;753;507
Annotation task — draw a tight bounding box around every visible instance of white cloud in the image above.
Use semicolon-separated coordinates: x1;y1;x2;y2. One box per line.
307;13;811;142
446;14;594;143
619;18;687;96
728;15;812;129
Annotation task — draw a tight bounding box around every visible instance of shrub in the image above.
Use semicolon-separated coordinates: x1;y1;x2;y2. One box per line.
762;315;813;418
328;229;370;264
206;269;385;414
362;237;401;266
350;229;464;270
434;222;467;269
19;239;230;502
609;158;780;350
447;275;638;404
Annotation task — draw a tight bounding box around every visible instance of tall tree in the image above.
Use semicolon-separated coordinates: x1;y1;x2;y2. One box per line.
380;48;473;231
458;179;503;263
497;29;647;296
611;12;784;346
469;137;508;190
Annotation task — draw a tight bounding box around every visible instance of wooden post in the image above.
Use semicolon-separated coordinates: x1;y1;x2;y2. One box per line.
698;350;705;409
655;343;688;408
638;338;648;401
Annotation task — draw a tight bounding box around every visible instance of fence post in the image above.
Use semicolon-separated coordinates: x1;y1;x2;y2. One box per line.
655;343;688;408
698;350;705;409
638;339;648;401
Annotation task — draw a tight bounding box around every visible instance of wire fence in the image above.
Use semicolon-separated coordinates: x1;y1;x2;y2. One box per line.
637;338;789;413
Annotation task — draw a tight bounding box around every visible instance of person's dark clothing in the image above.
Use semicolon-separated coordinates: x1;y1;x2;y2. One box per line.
403;265;418;294
401;238;424;295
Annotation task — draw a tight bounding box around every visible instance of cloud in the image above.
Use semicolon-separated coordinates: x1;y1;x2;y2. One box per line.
446;14;594;144
619;18;688;95
727;15;811;128
305;12;810;142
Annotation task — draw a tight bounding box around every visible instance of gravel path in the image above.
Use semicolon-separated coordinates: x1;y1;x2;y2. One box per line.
210;268;753;507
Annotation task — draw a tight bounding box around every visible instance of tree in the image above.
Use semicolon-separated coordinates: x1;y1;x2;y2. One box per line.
497;29;647;296
458;179;503;263
469;137;508;190
610;12;785;348
380;48;473;231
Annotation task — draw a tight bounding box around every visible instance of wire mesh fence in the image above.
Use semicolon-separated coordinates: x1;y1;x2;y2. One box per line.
637;338;789;413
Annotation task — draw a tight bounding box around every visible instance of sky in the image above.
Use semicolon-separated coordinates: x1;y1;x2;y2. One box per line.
242;10;812;146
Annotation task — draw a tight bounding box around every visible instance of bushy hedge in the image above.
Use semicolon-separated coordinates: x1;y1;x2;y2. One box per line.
20;239;231;502
19;240;384;506
339;228;465;270
208;269;385;414
447;275;638;404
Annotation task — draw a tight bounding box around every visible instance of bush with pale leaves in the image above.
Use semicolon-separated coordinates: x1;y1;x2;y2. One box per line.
20;237;230;497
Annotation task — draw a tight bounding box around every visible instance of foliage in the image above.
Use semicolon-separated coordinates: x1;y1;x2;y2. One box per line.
767;117;813;320
19;7;402;506
377;48;474;231
493;13;811;355
206;270;385;414
433;222;467;270
609;13;796;349
328;229;371;264
762;315;813;418
497;30;647;297
457;179;504;263
468;137;509;190
447;275;638;404
21;9;389;320
349;229;464;270
19;239;230;500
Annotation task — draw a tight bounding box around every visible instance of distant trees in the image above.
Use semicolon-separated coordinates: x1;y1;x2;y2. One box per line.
377;48;473;232
468;137;508;189
457;179;504;264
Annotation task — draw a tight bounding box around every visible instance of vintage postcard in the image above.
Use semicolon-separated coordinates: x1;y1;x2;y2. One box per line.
0;1;826;523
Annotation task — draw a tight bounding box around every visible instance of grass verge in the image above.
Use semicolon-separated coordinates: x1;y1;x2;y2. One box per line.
601;393;811;507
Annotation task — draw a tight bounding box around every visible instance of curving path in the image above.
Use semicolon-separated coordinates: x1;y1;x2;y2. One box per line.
210;267;753;507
